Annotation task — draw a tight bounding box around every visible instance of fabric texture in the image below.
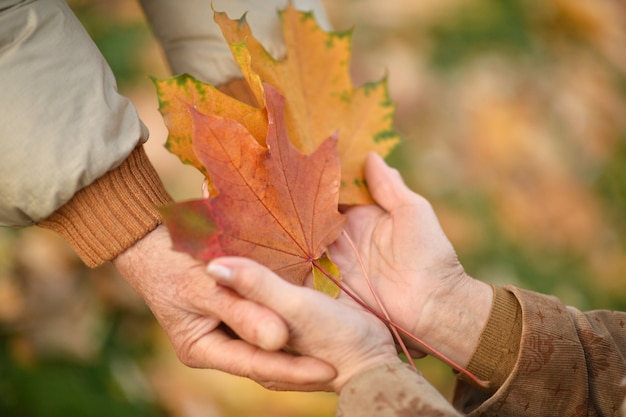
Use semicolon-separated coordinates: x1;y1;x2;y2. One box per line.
38;146;173;267
336;363;461;417
462;285;522;393
338;286;626;416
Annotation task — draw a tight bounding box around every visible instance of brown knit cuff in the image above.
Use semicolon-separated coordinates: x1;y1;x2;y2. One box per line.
37;146;174;267
462;285;522;394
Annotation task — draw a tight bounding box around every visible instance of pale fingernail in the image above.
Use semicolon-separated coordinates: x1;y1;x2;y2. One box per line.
257;320;284;351
207;262;233;282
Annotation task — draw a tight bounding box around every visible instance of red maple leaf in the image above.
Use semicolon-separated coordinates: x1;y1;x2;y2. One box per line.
161;84;346;285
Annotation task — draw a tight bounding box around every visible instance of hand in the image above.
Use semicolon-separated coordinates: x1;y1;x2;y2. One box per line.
113;225;336;391
329;154;493;368
206;256;402;393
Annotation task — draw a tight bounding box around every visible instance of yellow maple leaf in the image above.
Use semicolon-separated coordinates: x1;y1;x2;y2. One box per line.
215;4;400;204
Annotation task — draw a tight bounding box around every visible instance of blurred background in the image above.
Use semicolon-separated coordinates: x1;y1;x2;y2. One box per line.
1;0;625;415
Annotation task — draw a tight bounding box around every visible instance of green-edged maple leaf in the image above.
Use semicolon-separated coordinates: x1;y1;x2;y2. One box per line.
161;84;346;286
154;74;268;187
215;5;400;204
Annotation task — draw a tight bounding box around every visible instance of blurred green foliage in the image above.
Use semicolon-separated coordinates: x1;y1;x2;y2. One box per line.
595;136;626;238
0;310;165;417
70;1;153;87
428;0;535;69
0;345;165;417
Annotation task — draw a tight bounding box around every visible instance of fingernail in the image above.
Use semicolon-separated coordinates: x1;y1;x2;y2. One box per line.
207;262;233;282
257;320;284;351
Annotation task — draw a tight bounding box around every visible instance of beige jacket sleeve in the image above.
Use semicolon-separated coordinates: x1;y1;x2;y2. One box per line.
139;0;331;85
0;0;149;226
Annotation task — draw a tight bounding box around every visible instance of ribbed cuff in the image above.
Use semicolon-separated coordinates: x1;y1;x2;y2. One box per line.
37;146;174;267
462;286;522;394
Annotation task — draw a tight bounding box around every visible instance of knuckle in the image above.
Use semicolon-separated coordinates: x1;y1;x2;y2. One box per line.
174;343;197;368
259;380;284;391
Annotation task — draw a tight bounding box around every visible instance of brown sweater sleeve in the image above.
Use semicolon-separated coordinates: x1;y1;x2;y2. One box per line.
37;146;173;267
456;286;626;415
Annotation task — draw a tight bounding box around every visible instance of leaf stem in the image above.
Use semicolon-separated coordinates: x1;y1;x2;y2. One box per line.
312;237;489;389
340;231;416;371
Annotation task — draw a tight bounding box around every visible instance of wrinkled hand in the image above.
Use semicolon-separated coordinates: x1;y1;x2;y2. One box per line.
329;154;493;367
113;225;336;391
206;256;402;393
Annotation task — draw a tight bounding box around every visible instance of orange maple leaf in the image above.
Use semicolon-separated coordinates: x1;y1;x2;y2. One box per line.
161;85;345;285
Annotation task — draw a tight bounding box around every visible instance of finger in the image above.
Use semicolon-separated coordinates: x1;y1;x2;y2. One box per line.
186;326;336;390
364;152;415;212
207;257;309;319
202;283;290;352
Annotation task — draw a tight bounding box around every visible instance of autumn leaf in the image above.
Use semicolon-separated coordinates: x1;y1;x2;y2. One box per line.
312;252;342;298
161;84;345;286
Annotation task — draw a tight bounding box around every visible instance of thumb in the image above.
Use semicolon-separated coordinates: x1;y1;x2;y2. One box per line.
364;153;414;212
